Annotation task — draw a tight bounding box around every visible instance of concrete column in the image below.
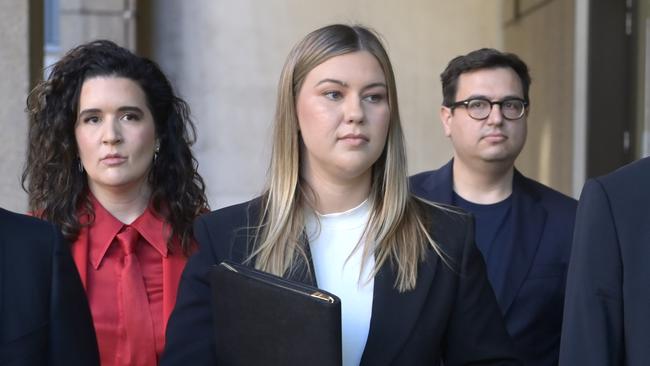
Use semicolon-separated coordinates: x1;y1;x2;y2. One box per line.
502;0;576;196
0;0;42;212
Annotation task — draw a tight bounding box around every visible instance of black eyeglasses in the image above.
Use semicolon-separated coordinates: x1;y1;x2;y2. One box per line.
449;97;528;120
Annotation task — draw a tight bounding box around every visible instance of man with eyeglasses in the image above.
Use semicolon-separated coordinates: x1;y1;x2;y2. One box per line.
410;48;576;366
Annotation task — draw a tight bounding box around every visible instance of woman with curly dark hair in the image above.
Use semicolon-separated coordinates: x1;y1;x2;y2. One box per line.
22;40;208;366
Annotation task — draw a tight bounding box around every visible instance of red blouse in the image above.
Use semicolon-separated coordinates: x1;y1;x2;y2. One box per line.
70;196;187;366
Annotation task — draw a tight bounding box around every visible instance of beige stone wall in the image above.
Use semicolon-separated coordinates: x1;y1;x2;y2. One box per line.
501;0;576;196
0;1;36;212
149;0;504;208
59;0;136;53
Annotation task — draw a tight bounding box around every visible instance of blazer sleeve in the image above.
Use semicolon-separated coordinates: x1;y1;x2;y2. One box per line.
443;214;521;366
49;223;100;366
161;215;219;366
558;179;623;366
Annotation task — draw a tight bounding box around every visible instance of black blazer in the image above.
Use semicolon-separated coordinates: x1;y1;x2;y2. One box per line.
410;160;577;366
0;208;99;366
559;157;650;366
162;197;521;365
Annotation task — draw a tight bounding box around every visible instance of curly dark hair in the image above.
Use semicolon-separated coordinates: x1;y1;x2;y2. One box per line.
22;40;208;255
440;48;531;107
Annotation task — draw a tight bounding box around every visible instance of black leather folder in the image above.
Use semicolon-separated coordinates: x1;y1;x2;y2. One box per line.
210;260;342;366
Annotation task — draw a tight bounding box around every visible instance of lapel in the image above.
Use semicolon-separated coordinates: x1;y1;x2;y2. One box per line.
360;254;438;366
277;231;438;365
414;159;455;204
491;170;546;315
229;223;317;287
426;163;548;316
284;233;317;287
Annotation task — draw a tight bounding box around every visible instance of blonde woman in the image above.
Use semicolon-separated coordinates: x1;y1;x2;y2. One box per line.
162;24;519;366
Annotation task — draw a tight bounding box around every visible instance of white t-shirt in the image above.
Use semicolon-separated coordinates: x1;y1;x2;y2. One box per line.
305;199;375;366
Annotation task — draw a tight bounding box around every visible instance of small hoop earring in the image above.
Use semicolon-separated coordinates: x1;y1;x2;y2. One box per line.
154;142;160;163
78;159;84;173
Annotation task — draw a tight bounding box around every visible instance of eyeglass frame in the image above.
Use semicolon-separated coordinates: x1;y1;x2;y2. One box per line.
447;97;529;121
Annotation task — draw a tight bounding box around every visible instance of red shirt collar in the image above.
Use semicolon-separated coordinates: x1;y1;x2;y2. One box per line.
87;194;170;269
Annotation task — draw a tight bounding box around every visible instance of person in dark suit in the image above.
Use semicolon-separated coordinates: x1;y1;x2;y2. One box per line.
559;156;650;366
410;48;577;366
0;207;99;366
162;25;520;365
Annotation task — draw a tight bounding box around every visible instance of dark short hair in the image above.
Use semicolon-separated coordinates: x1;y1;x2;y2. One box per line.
440;48;531;107
23;40;208;254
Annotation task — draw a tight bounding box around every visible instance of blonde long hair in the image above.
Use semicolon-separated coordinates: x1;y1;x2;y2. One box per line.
250;24;445;292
